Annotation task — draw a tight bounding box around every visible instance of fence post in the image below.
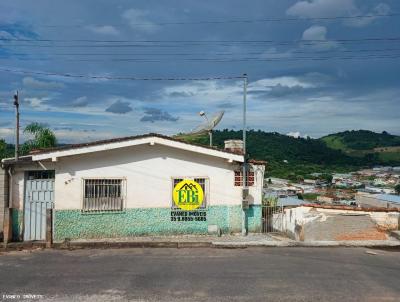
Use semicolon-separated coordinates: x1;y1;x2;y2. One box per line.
46;208;53;248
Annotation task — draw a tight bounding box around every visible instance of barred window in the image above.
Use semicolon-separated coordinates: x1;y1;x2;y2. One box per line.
234;170;255;187
83;179;125;212
172;177;208;209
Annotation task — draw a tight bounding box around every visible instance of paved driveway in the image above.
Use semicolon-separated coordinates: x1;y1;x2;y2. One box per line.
0;247;399;301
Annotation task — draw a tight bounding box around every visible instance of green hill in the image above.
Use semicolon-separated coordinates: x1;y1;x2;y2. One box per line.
321;130;400;151
321;130;400;163
177;129;400;180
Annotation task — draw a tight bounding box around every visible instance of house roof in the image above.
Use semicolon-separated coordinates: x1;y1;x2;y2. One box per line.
2;133;245;164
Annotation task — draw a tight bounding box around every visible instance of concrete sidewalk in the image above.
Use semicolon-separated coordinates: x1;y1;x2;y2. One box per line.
1;233;400;251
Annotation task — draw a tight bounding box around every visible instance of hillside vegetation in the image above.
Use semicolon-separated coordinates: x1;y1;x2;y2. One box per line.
2;128;399;181
321;130;400;151
321;130;400;163
177;129;400;180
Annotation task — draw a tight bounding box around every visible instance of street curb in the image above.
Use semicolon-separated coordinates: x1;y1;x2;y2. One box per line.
2;240;400;251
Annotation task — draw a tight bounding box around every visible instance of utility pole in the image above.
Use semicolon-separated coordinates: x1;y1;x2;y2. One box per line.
13;91;19;161
242;73;248;236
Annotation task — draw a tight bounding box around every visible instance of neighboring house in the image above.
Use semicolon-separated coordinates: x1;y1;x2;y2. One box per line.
1;134;265;241
317;196;338;204
356;192;400;209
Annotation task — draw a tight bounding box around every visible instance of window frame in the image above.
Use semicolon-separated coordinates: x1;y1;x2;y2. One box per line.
171;176;209;209
81;177;127;213
234;170;255;187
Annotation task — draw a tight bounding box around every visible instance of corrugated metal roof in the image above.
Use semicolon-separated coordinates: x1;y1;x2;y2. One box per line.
376;194;400;204
278;197;305;207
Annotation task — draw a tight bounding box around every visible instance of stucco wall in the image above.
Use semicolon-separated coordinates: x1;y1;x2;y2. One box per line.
52;144;260;210
279;206;400;241
9;143;264;239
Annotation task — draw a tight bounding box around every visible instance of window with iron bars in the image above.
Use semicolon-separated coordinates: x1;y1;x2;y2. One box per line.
234;170;255;186
82;179;125;212
172;177;208;209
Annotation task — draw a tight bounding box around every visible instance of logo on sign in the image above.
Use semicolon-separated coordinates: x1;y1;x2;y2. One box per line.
173;179;204;210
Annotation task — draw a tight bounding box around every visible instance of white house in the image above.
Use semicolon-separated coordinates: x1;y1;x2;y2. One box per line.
1;134;265;241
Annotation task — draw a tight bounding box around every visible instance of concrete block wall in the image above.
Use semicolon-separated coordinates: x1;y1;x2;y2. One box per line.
0;167;9;241
279;206;400;242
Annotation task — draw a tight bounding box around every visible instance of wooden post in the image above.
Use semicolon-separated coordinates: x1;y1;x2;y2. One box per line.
46;208;53;248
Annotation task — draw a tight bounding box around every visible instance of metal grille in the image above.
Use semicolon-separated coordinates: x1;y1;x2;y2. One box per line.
262;204;284;233
234;170;255;186
194;178;207;209
83;179;125;212
172;178;207;209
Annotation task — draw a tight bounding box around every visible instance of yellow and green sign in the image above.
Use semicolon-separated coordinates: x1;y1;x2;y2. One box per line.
173;179;204;211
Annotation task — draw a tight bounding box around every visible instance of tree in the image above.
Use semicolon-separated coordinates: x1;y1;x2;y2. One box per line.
320;173;333;184
0;139;13;160
395;184;400;195
21;123;57;155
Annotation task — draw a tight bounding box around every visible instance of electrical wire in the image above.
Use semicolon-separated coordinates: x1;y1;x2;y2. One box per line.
0;54;398;64
0;68;245;81
4;47;400;57
2;37;400;44
3;12;398;28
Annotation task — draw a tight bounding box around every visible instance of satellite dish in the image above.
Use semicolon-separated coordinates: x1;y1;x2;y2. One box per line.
189;111;224;146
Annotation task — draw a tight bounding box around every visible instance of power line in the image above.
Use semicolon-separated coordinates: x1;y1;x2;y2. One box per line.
0;68;245;81
3;12;398;28
2;37;400;44
0;54;398;64
4;47;400;57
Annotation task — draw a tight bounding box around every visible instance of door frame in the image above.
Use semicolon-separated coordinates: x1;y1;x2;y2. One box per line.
23;170;55;241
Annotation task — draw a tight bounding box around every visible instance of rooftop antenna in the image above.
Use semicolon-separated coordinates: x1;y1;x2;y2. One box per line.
189;111;224;147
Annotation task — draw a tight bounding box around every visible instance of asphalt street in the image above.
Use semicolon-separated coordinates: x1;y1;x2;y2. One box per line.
0;247;399;301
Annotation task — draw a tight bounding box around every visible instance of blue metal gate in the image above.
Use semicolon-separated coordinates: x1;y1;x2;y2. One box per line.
24;176;54;241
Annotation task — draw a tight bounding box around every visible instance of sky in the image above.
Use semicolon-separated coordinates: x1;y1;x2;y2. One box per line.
0;0;399;143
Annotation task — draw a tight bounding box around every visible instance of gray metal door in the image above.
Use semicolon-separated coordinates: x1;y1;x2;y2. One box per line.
24;177;54;241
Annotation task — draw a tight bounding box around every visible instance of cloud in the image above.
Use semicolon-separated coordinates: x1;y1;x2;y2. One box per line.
287;132;310;139
167;91;195;98
23;97;49;109
122;9;159;33
250;76;316;91
0;30;14;39
268;84;305;97
344;3;391;27
70;96;89;107
302;25;339;50
86;25;120;35
287;0;391;28
217;102;236;109
140;108;179;123
287;0;357;18
22;77;65;90
260;47;293;59
105;100;133;114
22;77;64;90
